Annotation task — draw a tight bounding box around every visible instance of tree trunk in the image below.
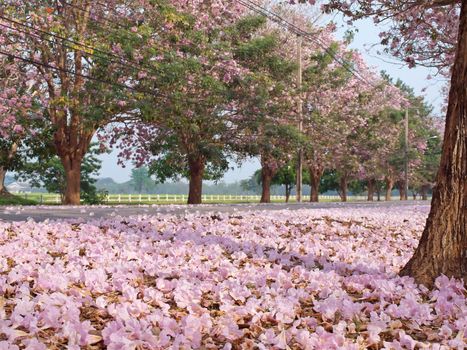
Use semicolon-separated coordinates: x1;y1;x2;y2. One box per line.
61;154;83;205
421;185;429;201
0;168;8;195
367;178;376;201
400;2;467;287
309;166;322;202
285;184;290;203
188;156;205;205
397;180;407;201
261;166;274;203
385;177;394;201
0;143;17;197
339;175;348;202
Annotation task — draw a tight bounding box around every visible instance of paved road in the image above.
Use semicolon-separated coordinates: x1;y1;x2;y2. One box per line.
0;200;431;222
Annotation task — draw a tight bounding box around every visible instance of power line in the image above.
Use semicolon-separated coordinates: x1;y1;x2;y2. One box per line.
2;3;242;87
2;1;386;116
0;15;157;78
0;14;239;110
58;1;385;105
239;0;369;82
0;46;242;116
237;0;380;89
0;21;169;99
0;48;152;95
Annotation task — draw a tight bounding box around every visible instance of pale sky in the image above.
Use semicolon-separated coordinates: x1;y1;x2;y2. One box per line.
98;15;447;184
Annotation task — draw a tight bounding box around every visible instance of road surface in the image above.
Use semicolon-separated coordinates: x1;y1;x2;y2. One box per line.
0;200;431;222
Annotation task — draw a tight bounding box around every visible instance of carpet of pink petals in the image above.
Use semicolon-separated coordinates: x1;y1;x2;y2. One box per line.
0;205;465;350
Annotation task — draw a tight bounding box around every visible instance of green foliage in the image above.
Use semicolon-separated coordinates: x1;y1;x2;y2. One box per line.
16;145;105;204
317;169;364;195
0;195;37;206
272;165;296;188
130;167;155;193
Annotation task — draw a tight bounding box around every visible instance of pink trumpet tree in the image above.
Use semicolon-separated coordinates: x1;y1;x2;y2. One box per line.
1;0;167;204
298;0;465;287
0;55;39;194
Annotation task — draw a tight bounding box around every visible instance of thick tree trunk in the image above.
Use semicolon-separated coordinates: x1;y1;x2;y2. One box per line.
188;156;205;205
339;175;348;202
0;143;17;196
54;116;94;205
309;166;322;202
62;155;83;205
260;166;274;203
367;178;376;201
400;2;467;287
309;181;319;202
397;180;407;201
0;168;8;195
385;177;394;201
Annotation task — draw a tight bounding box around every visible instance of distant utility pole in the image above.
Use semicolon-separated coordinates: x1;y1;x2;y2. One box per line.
296;34;303;203
404;107;409;200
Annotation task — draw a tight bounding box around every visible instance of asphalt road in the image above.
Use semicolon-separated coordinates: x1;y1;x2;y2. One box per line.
0;200;431;222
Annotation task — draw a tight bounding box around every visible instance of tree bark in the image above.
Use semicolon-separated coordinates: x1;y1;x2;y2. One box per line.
339;175;348;202
376;183;382;202
261;166;274;203
0;143;17;196
61;154;83;205
367;178;376;201
421;184;430;200
54;113;94;205
385;177;394;201
397;180;407;201
187;156;205;205
285;184;290;203
0;168;8;195
400;1;467;287
309;166;323;202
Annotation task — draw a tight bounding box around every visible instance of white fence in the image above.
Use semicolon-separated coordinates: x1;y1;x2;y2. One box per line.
20;193;420;204
102;194;366;203
102;194;368;203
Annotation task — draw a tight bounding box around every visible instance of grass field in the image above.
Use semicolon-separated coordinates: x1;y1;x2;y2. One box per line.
6;192;432;206
3;193;372;205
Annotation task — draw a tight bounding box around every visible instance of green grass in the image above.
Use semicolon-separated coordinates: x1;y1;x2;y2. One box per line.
9;192;369;206
99;198;354;205
0;195;38;206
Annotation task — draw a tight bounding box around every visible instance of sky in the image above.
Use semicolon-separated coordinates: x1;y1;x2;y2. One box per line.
97;12;447;184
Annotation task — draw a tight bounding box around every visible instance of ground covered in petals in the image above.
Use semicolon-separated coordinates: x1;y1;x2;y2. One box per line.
0;205;465;349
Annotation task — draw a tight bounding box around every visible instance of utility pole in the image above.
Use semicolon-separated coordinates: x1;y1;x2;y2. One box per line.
296;34;303;203
404;108;409;200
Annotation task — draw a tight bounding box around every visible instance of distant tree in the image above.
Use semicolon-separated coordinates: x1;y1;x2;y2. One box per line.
244;164;307;202
240;171;262;194
232;16;302;204
130;167;154;194
296;0;465;294
312;169;365;200
273;165;296;202
410;129;443;200
111;10;252;205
